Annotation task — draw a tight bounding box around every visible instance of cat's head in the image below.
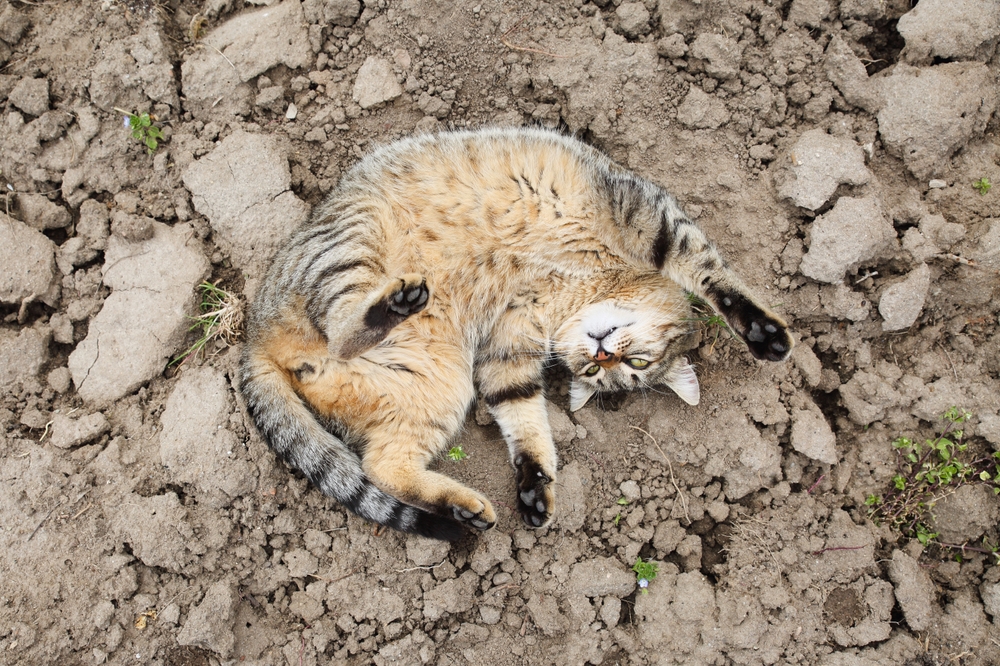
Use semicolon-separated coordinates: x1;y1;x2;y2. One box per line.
553;272;700;411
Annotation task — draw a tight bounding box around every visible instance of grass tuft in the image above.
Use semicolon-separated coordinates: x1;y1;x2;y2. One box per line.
171;282;244;366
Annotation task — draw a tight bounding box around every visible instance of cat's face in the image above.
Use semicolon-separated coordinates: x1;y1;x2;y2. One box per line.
553;277;700;411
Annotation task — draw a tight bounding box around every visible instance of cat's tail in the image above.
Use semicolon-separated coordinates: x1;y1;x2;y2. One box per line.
238;351;464;542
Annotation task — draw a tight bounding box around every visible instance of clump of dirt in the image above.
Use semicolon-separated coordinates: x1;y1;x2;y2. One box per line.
1;0;999;664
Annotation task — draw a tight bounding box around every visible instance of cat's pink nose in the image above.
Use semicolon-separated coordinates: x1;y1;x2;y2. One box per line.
595;350;611;362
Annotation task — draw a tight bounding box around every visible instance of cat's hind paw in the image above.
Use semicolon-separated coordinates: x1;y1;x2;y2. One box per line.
514;454;555;528
388;274;429;317
743;314;793;362
447;497;496;531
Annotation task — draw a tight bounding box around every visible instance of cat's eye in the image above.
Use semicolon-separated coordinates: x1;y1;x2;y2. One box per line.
584;365;601;376
626;358;650;369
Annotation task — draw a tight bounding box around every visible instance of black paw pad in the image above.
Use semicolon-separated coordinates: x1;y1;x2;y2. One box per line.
388;279;429;317
514;455;553;529
450;505;494;531
744;317;793;362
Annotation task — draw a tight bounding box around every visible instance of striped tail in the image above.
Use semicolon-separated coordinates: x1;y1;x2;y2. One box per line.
239;351;464;541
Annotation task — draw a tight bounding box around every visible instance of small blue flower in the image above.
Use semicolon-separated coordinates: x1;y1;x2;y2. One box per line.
123;116;131;128
638;579;649;589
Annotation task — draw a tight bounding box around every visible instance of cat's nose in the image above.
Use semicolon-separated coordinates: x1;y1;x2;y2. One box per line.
588;326;616;341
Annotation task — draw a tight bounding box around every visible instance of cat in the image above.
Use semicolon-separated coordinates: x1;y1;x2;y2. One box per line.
239;126;793;541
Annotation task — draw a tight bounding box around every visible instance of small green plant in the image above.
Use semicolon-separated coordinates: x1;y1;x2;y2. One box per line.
867;407;1000;561
171;282;244;366
973;177;992;195
116;108;165;154
632;558;659;594
617;497;630;506
613;513;622;526
447;446;468;462
684;293;734;355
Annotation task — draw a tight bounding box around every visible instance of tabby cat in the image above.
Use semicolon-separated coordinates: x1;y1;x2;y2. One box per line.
239;127;792;541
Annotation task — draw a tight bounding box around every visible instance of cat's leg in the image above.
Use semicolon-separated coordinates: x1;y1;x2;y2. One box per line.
313;273;430;360
598;172;793;361
294;336;496;532
476;304;557;528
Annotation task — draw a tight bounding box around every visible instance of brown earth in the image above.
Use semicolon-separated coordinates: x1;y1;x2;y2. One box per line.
1;0;1000;664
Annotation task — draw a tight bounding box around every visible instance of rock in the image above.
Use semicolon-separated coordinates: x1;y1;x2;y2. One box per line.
182;131;308;293
657;33;687;59
352;57;403;109
878;263;931;331
547;401;576;445
930;485;1000;544
981;581;1000;620
181;1;311;113
107;492;198;573
788;0;831;28
526;594;567;635
700;407;782;500
897;0;1000;63
877;63;997;181
177;581;237;657
792;343;823;387
283;549;319;578
823;34;882;113
68;222;210;406
17;193;70;230
110;210;154;243
790;398;838;464
570;557;636;597
415;92;450;119
636;569;717;653
422;571;478;620
289;591;325;622
888;550;937;632
533;31;658;138
49;412;110;449
556;461;589;532
159;366;257;506
87;26;178;113
8;77;49;117
470;531;512;575
0;4;31;45
619;480;641;502
800;196;895;284
0;214;60;307
302;0;361;26
0;327;49;391
778;129;871;211
978;413;1000;449
918;213;965;248
405;535;451;566
615;3;651;39
820;283;871;322
255;85;285;113
910;376;965;422
676;86;730;129
47;367;72;393
839;370;904;425
689;33;741;80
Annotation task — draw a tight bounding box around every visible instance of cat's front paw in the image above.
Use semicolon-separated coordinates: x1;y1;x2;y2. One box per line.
514;454;554;528
743;314;793;362
388;274;429;317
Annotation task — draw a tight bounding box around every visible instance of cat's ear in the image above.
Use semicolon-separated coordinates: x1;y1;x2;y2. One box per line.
569;380;597;412
665;357;700;406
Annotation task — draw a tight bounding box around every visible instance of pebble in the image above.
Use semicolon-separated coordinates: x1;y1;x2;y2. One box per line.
928;179;947;188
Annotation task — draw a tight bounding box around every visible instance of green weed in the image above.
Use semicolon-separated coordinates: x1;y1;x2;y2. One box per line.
867;407;1000;561
447;446;468;462
171;282;244;366
116;108;165;154
684;293;734;355
632;558;659;594
972;177;992;196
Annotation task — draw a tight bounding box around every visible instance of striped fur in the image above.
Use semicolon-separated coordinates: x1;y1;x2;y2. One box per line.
240;126;792;540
